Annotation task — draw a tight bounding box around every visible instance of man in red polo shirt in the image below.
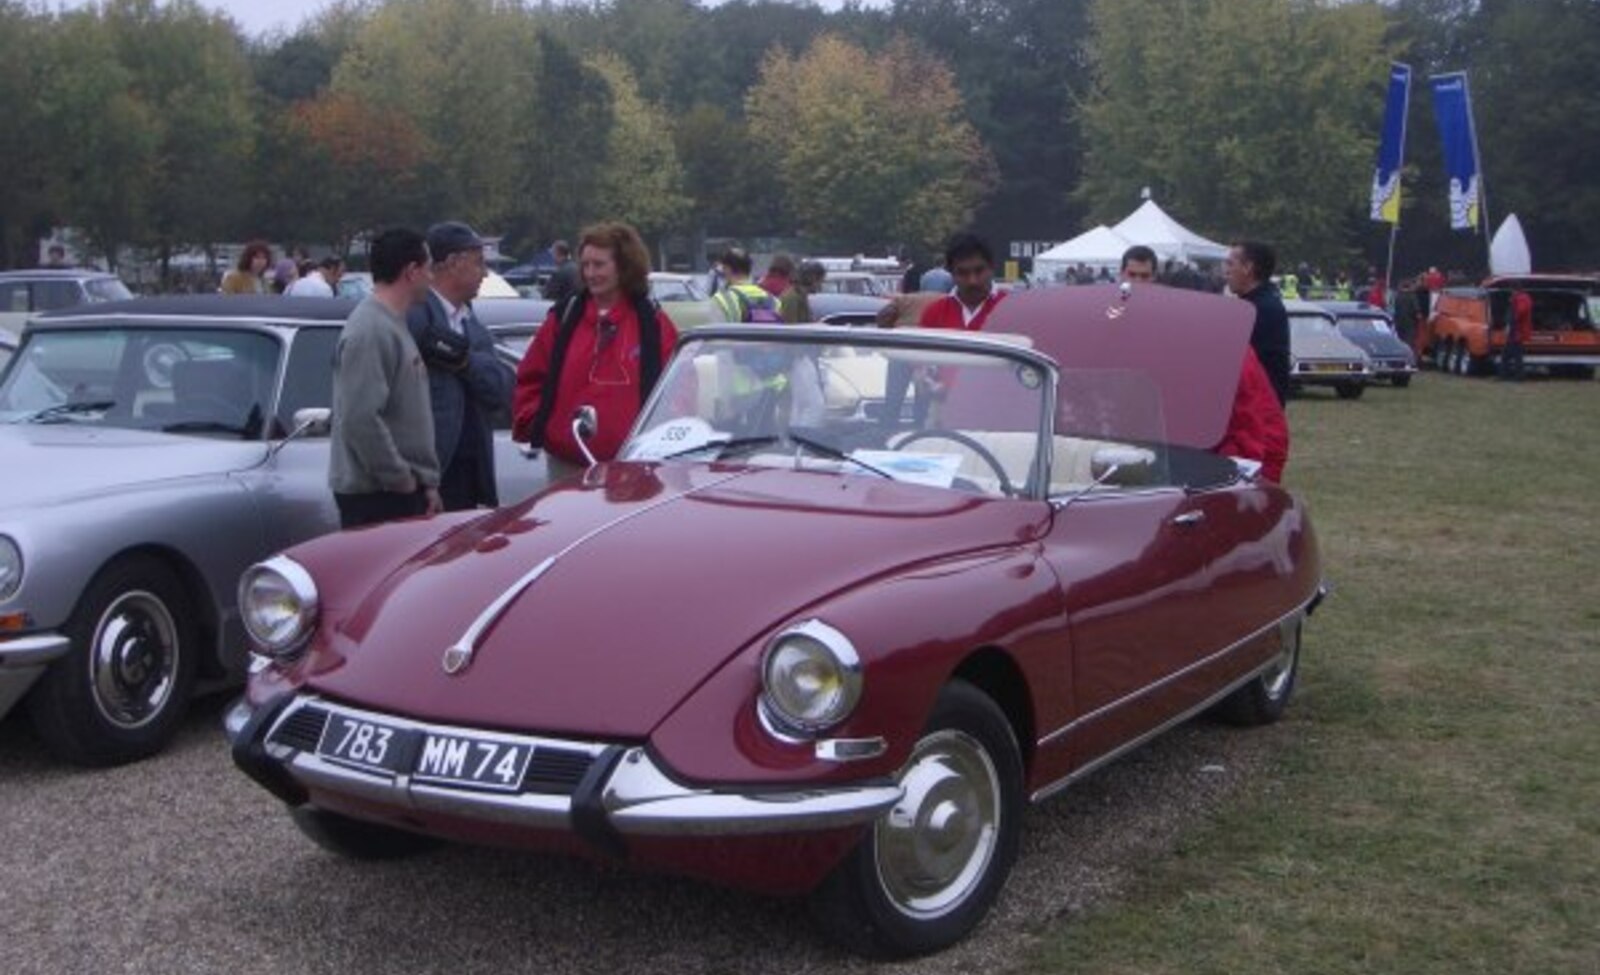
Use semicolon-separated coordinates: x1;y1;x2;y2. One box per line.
1500;289;1533;381
917;232;1007;332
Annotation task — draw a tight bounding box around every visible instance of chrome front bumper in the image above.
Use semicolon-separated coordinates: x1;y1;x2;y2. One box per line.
229;695;902;840
0;633;70;717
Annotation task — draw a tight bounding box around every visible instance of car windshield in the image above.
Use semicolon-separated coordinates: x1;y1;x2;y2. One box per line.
623;330;1074;498
651;277;705;302
0;326;281;437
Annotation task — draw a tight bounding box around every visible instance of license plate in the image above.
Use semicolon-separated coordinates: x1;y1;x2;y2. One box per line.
317;713;413;774
1311;362;1346;373
413;732;534;792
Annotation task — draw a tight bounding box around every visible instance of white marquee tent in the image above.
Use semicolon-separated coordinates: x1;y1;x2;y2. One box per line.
1031;225;1132;281
1111;199;1228;266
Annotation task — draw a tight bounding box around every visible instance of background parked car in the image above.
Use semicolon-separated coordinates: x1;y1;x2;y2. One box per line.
0;269;135;333
1285;299;1373;399
0;296;547;766
1321;301;1418;387
1419;274;1600;378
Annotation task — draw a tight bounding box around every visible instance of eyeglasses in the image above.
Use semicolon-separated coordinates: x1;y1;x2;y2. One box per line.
588;316;629;386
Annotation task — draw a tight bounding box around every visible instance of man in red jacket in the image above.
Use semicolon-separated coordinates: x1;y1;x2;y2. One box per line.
1500;289;1533;381
1122;245;1288;482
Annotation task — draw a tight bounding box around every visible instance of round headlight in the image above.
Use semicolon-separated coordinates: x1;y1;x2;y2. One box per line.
759;620;861;737
239;556;319;658
0;536;22;602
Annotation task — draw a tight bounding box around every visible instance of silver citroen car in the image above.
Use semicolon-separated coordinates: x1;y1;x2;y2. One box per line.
0;296;545;765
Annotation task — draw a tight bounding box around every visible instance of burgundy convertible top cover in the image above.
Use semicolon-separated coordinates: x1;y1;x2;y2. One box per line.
987;284;1254;450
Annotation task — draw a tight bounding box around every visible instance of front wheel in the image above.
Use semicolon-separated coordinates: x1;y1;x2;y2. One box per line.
810;681;1022;958
1335;383;1365;400
1391;374;1412;388
27;555;199;766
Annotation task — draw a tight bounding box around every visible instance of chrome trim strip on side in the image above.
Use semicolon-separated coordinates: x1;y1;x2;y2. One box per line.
0;633;71;666
1029;644;1285;805
1034;592;1319;751
1523;354;1600;366
268;697;902;836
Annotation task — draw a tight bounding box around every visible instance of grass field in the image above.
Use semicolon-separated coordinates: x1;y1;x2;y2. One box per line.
1024;373;1600;975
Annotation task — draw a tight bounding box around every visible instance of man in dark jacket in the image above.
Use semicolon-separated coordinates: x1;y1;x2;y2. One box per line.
1224;240;1292;405
542;239;578;307
408;221;515;511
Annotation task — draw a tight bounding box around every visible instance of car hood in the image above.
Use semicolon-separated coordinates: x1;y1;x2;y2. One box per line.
300;462;1045;739
0;424;263;513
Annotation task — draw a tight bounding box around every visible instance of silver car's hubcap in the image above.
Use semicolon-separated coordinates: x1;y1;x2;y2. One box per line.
1262;621;1301;701
875;729;1000;919
88;591;179;729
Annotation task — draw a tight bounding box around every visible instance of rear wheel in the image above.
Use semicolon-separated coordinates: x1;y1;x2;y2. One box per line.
1215;620;1301;726
290;806;441;860
27;555;199;766
810;681;1022;958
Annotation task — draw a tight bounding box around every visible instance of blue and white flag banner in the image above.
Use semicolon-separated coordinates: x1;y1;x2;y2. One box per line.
1370;63;1411;224
1430;72;1484;233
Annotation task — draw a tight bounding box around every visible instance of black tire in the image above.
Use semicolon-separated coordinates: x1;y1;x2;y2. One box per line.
1391;374;1412;388
290;806;441;860
1214;620;1301;726
27;555;199;766
809;680;1023;958
1335;383;1365;400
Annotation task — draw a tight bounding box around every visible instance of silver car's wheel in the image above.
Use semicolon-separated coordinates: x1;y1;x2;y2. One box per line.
28;555;199;766
87;590;180;729
810;680;1022;958
874;729;1001;919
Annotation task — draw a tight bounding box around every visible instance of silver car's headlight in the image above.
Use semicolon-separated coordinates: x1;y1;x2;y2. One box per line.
239;555;319;658
759;620;862;737
0;536;21;602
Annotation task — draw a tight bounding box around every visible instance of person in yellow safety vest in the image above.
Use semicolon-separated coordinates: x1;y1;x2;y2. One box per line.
1279;272;1300;300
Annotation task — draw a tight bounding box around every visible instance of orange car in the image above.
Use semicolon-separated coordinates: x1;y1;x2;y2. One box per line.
1419;275;1600;378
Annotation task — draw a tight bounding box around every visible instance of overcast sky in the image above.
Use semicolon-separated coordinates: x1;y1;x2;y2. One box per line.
51;0;886;38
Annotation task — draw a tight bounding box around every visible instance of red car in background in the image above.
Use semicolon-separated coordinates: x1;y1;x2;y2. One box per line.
226;285;1325;957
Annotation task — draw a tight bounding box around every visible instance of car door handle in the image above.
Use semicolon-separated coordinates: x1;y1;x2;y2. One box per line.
1172;511;1206;527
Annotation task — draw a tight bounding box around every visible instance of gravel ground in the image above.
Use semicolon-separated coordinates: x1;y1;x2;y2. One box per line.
0;695;1282;975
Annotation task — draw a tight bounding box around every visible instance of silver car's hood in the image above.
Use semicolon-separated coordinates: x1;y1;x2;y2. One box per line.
0;424;266;513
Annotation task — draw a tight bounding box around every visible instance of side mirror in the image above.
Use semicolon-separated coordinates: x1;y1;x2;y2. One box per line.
291;407;332;438
1090;445;1156;485
571;405;599;468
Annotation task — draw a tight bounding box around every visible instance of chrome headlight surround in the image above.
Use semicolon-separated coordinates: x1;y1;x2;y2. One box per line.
238;555;319;659
758;619;862;739
0;535;22;602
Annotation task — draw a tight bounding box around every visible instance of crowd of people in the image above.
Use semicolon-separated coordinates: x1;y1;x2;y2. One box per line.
310;219;1306;531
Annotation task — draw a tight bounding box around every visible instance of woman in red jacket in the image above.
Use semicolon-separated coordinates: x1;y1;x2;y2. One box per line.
512;222;679;480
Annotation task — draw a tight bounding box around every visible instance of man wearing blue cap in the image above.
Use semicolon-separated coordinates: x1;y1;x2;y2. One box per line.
407;221;515;511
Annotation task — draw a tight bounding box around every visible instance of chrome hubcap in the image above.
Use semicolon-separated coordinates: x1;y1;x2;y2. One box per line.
88;591;179;729
1261;620;1300;701
874;729;1000;919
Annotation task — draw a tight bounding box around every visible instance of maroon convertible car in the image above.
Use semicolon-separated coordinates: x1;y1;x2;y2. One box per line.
227;284;1324;957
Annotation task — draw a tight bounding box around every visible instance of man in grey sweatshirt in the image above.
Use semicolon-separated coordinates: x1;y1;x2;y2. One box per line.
329;227;443;528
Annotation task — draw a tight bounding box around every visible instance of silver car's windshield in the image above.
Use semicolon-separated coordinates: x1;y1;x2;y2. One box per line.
84;278;135;303
623;332;1055;498
1290;313;1337;336
0;327;281;437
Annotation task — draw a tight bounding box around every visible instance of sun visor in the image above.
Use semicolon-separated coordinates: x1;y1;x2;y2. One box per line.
986;284;1255;450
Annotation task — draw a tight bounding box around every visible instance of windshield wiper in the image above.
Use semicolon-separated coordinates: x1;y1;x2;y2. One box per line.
662;435;780;461
160;420;251;436
786;431;893;479
15;400;117;424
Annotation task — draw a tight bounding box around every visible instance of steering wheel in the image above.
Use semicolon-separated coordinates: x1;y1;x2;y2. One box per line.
892;429;1017;497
